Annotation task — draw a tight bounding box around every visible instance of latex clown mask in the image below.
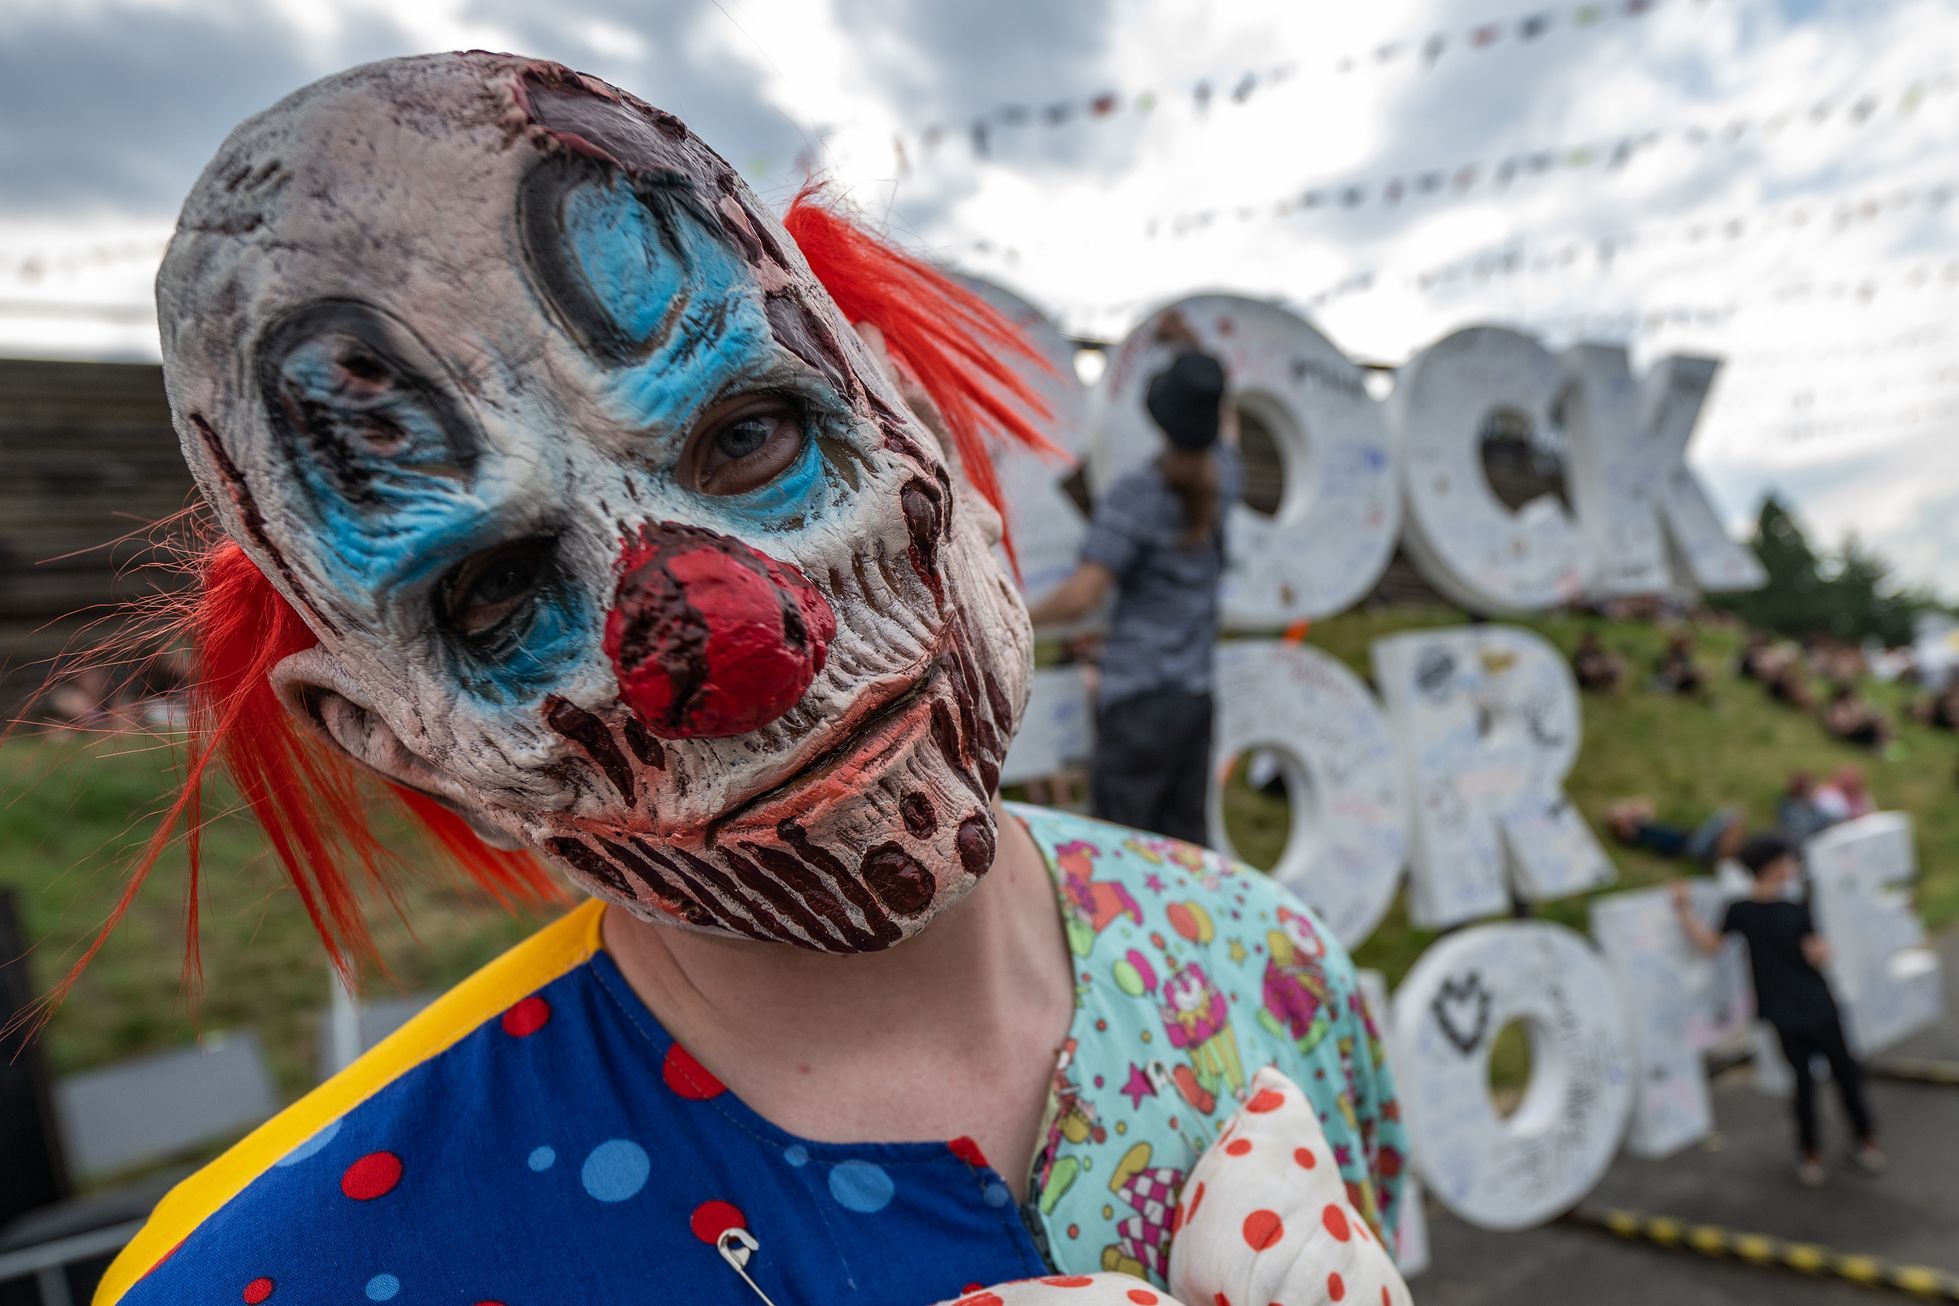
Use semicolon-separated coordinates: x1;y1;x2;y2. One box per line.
156;53;1040;953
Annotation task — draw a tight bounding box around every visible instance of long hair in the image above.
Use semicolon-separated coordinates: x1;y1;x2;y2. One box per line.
1158;447;1222;547
25;190;1055;1023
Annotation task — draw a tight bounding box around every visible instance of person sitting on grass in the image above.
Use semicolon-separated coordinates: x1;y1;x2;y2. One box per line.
1909;682;1959;732
1766;659;1816;711
1654;632;1710;699
1775;770;1841;845
1672;834;1883;1188
1571;629;1625;693
1602;796;1742;865
1821;682;1892;752
1814;765;1875;822
1736;630;1786;683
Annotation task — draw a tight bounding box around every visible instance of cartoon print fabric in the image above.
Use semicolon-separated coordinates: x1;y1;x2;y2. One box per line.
1024;810;1407;1283
101;807;1404;1305
940;1068;1413;1306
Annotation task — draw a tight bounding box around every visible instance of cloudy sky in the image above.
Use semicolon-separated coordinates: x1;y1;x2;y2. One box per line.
3;0;1956;593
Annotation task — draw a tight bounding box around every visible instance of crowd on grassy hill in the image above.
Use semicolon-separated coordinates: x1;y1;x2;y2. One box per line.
1570;620;1950;758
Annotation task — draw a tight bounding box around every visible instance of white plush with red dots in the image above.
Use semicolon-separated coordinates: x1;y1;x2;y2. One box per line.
938;1068;1412;1306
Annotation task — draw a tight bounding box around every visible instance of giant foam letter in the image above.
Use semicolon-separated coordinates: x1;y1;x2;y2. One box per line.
1000;665;1095;786
1098;296;1400;627
1390;922;1635;1231
1393;326;1593;611
957;276;1093;608
1371;626;1614;928
1806;812;1944;1055
1589;884;1753;1158
1562;345;1765;595
1212;640;1409;948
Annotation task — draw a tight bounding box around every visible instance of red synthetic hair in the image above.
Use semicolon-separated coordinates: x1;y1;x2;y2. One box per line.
783;186;1062;567
29;192;1061;1021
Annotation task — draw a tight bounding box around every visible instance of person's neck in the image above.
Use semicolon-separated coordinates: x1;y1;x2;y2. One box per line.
599;796;1070;1102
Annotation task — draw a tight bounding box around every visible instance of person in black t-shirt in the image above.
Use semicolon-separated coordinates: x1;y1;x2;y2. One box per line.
1673;832;1883;1187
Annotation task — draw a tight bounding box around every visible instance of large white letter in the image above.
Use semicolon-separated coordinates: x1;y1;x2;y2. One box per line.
1562;345;1765;596
1212;641;1409;948
1589;884;1753;1158
1394;326;1593;612
1097;296;1400;627
956;276;1093;609
1806;812;1944;1055
1390;922;1635;1231
999;666;1095;786
1371;626;1614;928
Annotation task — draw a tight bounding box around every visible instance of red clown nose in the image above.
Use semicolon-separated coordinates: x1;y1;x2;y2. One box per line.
603;523;836;739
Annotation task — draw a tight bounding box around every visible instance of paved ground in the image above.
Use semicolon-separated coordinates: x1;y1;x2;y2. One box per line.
1415;932;1959;1305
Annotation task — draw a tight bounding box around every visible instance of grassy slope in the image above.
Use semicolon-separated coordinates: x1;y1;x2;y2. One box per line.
5;609;1954;1106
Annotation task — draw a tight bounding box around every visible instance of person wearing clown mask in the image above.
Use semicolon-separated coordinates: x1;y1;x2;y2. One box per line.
76;54;1407;1306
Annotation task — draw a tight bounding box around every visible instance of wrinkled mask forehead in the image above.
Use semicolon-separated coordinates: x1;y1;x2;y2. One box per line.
156;53;1032;954
161;57;894;635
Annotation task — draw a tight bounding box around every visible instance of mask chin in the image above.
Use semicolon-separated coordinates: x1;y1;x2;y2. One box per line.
269;644;525;850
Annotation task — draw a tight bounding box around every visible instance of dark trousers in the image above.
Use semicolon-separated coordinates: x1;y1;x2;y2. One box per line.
1090;689;1213;847
1776;1019;1877;1157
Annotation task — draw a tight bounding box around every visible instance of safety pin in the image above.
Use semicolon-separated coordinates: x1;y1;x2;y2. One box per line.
717;1227;780;1306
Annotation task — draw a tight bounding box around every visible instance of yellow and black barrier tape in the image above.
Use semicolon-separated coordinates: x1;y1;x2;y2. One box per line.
1567;1206;1959;1299
1870;1057;1959;1087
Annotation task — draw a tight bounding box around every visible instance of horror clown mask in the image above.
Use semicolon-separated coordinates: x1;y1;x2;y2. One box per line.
156;53;1038;952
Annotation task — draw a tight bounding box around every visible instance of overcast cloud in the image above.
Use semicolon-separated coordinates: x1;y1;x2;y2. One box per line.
0;0;1954;595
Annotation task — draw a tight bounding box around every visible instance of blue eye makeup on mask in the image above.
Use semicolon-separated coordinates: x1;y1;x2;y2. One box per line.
715;434;826;523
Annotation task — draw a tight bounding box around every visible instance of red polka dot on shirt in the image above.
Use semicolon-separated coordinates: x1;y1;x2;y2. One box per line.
661;1043;726;1100
1224;1137;1252;1157
1127;1289;1160;1304
499;995;550;1038
242;1277;274;1304
1041;1277;1095;1287
1246;1087;1285;1113
689;1198;747;1245
1328;1270;1346;1301
1294;1146;1318;1169
947;1136;989;1168
340;1151;402;1201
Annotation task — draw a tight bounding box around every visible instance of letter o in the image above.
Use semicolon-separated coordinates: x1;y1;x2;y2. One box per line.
1211;640;1408;948
1098;296;1399;627
1390;921;1635;1231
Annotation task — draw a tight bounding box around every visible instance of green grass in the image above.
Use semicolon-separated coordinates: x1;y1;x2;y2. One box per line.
1;734;552;1099
6;607;1955;1112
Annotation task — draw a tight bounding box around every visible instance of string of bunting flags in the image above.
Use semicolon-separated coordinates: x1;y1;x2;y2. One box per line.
946;70;1955;267
0;237;168;285
888;0;1729;171
1147;71;1957;238
1298;175;1958;309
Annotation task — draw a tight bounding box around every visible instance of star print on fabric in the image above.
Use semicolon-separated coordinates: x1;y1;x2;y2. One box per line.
1143;873;1167;894
1228;939;1247;964
1121;1063;1158;1109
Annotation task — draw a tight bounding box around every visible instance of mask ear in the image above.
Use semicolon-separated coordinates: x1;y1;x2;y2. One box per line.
268;646;527;851
853;320;1006;549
